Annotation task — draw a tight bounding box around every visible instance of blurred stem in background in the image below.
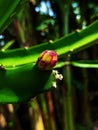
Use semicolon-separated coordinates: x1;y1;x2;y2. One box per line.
63;55;75;130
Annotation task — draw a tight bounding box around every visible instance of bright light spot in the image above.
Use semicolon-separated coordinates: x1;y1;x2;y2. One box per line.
49;10;54;16
40;1;47;14
76;14;81;20
82;21;87;29
0;35;4;39
72;2;78;8
35;1;55;17
74;7;80;14
0;35;5;46
0;41;5;46
46;1;54;16
41;32;45;36
35;7;40;12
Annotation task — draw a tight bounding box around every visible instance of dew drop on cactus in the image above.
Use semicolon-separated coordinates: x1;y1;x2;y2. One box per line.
37;50;58;70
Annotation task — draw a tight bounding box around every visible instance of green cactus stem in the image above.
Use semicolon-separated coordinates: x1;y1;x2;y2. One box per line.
0;20;98;103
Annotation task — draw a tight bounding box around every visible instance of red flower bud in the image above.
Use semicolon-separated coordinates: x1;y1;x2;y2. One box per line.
37;50;58;70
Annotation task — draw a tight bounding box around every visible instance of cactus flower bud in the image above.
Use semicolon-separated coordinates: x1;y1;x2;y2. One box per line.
37;50;58;70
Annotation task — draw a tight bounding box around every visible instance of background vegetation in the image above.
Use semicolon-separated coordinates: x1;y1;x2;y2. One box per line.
0;0;98;130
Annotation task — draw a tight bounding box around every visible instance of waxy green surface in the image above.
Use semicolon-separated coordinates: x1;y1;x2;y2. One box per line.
0;0;98;103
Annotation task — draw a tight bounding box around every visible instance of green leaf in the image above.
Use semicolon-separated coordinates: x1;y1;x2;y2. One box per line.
36;19;54;30
1;40;15;50
0;0;26;33
71;60;98;68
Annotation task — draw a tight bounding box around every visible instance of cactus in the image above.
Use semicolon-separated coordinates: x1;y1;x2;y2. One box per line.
0;0;98;103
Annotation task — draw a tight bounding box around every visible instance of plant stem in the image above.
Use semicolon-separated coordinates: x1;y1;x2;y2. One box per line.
81;51;92;128
82;68;91;127
46;92;57;130
63;55;75;130
1;40;15;51
37;94;51;130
